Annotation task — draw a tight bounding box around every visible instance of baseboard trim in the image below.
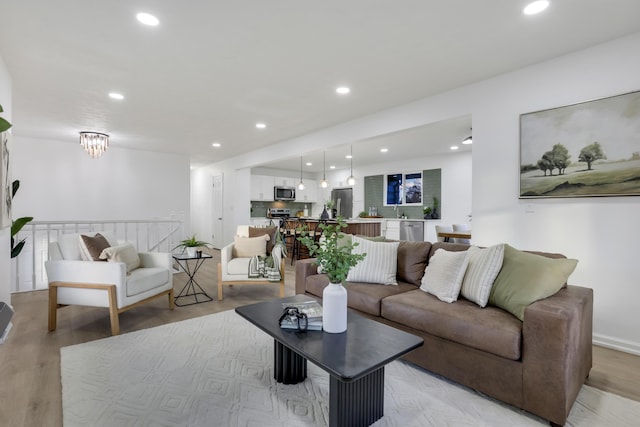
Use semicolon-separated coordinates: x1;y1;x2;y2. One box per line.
593;333;640;356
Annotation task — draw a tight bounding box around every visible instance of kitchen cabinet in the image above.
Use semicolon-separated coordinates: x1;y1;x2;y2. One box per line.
296;180;318;203
275;176;296;187
385;219;400;240
250;175;275;201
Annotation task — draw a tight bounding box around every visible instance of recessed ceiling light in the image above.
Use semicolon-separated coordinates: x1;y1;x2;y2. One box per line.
523;1;549;15
255;123;266;129
108;92;124;100
329;165;336;169
462;136;473;145
345;154;352;159
136;12;159;26
450;145;460;150
336;86;350;95
212;142;221;148
305;162;312;166
380;148;388;153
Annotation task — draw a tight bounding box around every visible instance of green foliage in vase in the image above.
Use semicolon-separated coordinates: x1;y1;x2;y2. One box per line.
173;235;212;250
297;217;366;284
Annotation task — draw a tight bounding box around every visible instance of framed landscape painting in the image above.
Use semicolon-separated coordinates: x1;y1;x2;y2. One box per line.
519;90;640;198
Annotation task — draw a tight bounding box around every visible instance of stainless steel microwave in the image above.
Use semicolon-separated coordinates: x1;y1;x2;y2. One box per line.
274;186;295;201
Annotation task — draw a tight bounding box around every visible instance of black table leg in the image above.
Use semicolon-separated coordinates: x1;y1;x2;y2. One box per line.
174;257;213;306
329;367;384;427
274;340;307;384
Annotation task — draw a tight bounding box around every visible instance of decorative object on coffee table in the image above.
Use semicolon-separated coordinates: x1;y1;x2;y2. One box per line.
298;217;366;333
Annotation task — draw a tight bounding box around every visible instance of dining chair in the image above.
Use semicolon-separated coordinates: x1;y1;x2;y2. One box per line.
452;223;471;244
435;225;453;242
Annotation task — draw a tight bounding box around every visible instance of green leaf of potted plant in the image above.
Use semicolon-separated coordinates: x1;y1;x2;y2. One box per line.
173;235;212;257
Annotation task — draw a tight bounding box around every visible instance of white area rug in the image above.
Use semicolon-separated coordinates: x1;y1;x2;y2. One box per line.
61;310;640;427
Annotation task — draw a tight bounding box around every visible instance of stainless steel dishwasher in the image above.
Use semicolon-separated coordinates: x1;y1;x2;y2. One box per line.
399;220;424;241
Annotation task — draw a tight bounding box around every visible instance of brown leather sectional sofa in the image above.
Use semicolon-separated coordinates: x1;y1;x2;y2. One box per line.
295;240;593;426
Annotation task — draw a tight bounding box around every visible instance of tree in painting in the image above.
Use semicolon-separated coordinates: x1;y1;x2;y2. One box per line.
536;143;570;176
551;144;571;175
578;142;606;170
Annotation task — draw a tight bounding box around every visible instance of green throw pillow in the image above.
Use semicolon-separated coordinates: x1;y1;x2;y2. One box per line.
489;244;578;321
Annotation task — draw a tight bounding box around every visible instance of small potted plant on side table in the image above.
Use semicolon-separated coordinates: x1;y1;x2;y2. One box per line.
174;235;212;257
298;217;366;333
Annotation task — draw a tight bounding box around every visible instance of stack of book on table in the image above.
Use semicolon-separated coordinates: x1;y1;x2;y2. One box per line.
280;300;323;331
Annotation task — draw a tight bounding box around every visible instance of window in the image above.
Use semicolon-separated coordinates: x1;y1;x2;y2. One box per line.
384;172;422;206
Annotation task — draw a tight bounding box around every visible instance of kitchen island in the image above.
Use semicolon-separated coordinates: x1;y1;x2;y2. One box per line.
301;218;381;237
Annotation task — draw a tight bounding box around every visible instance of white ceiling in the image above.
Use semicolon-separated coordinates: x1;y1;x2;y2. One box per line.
1;1;640;170
261;115;472;174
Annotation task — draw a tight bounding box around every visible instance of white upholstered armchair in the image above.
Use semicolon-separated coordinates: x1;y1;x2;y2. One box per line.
45;232;174;335
217;225;285;300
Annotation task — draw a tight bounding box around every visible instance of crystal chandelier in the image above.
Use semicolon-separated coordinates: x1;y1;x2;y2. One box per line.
79;131;109;158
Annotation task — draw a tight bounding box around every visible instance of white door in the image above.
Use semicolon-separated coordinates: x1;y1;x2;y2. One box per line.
212;174;224;249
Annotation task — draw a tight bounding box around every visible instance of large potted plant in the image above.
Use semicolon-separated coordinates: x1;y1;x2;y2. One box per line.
298;217;366;333
1;104;34;258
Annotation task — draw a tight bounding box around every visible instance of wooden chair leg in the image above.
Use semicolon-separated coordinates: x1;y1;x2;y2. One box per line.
168;288;175;310
217;263;224;301
48;284;58;332
107;285;120;336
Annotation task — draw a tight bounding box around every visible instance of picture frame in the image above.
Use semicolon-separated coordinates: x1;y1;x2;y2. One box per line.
519;90;640;198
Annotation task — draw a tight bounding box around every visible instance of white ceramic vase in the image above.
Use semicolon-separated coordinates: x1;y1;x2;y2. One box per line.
186;247;197;257
322;282;348;333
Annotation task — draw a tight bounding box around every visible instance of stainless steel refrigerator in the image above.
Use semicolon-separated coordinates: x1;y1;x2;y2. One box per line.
331;188;353;219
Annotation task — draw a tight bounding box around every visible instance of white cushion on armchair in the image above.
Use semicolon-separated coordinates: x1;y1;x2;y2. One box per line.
220;241;253;281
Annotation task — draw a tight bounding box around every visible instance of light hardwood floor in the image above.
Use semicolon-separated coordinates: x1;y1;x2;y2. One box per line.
1;249;639;426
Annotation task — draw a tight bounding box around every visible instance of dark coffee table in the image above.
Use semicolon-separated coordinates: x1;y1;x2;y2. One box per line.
235;295;424;427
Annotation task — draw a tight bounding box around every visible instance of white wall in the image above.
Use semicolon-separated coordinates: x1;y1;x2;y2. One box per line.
11;137;191;229
468;33;640;354
194;32;640;354
0;55;12;305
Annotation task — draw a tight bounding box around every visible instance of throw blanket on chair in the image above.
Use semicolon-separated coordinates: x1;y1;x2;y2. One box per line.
247;230;286;281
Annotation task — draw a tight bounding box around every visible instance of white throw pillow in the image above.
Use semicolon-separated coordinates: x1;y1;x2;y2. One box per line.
233;234;269;258
346;236;400;285
460;244;505;307
420;249;470;303
99;243;141;273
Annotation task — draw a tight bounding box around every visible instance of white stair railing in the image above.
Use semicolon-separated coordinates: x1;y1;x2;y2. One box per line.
11;219;183;293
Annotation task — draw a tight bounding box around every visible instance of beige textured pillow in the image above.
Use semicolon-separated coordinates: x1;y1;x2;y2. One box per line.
248;226;276;255
420;248;470;303
233;234;269;258
99;243;141;273
79;233;111;261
